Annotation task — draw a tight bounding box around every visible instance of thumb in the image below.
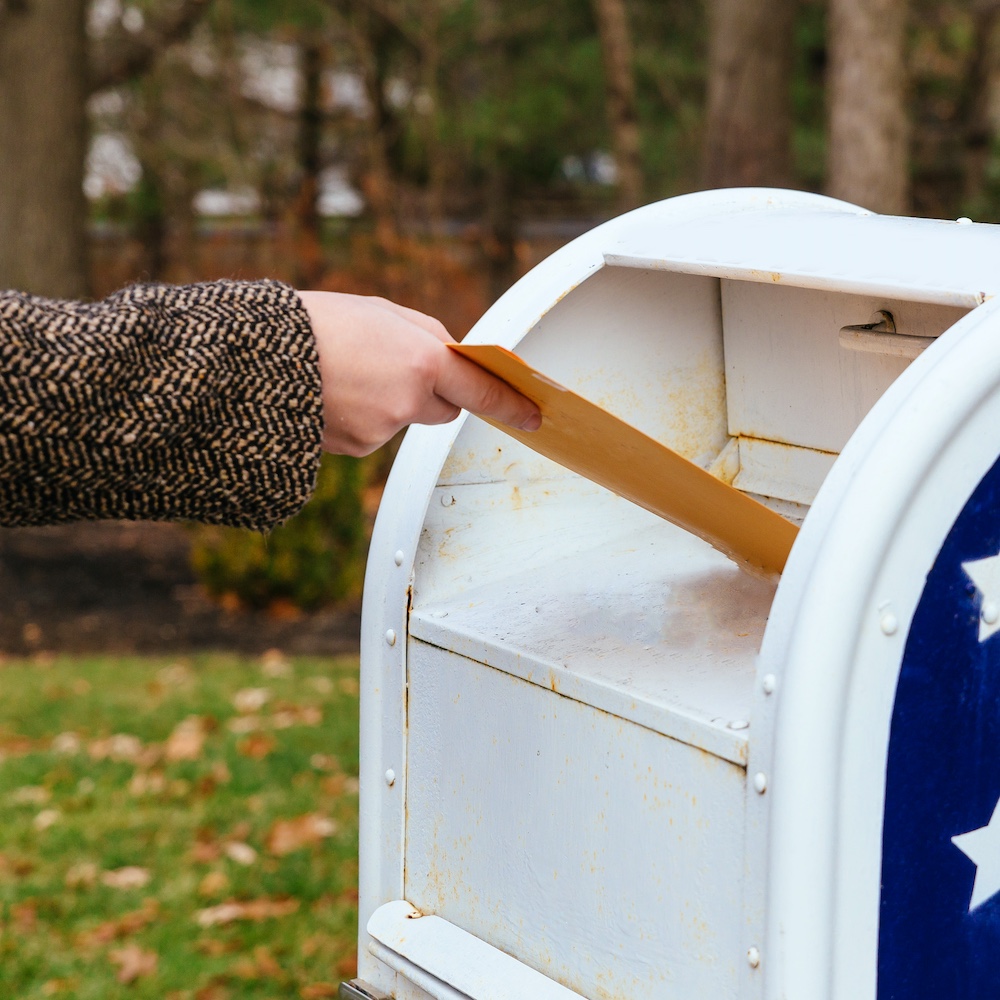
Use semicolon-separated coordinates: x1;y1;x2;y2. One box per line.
433;346;541;431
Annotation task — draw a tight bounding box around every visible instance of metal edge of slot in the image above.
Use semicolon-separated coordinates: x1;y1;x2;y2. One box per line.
368;940;473;1000
367;900;587;1000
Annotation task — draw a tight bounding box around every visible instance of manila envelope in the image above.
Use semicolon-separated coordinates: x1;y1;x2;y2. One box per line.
449;343;798;576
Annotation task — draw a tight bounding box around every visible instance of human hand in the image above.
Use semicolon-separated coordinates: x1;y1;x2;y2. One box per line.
296;291;541;457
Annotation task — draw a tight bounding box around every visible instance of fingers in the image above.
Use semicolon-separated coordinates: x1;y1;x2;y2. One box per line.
368;297;454;344
297;289;540;458
433;349;542;432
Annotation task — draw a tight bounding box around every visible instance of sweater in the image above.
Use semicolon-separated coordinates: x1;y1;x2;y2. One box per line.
0;280;323;531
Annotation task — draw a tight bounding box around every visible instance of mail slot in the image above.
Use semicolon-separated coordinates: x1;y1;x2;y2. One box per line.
346;188;1000;1000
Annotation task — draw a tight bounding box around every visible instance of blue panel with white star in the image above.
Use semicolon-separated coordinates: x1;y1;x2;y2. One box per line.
879;453;1000;997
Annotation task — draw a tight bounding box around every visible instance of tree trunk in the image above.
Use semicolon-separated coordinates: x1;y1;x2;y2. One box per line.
0;0;89;297
703;0;798;189
590;0;643;210
294;37;325;287
477;0;518;300
961;1;1000;212
343;8;400;254
827;0;910;214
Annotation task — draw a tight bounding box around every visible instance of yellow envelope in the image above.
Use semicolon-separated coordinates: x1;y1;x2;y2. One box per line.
450;343;798;576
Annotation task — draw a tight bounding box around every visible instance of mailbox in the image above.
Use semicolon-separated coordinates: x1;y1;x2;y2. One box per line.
344;188;1000;1000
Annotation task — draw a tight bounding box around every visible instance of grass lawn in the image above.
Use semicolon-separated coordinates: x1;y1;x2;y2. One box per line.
0;652;360;999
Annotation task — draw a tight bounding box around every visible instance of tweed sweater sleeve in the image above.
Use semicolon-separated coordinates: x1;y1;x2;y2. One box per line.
0;280;323;530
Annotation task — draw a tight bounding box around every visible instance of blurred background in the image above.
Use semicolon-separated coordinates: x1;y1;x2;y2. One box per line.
0;0;997;995
2;0;997;642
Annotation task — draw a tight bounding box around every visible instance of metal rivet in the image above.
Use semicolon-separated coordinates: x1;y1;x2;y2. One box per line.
984;602;999;626
727;719;749;731
880;612;898;636
747;946;761;969
384;769;396;787
753;772;768;794
393;550;404;566
762;673;777;695
385;629;396;646
440;493;455;506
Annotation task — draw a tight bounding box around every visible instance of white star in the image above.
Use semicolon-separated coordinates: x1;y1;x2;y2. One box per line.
962;552;1000;642
953;797;1000;911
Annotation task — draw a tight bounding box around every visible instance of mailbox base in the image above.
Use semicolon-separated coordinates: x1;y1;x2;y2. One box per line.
339;981;390;1000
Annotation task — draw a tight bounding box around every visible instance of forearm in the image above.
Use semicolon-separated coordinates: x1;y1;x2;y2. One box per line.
0;279;323;530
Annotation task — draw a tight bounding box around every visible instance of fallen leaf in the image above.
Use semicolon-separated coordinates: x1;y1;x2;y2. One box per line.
77;900;159;948
195;897;299;927
165;716;208;762
237;733;276;759
299;933;329;958
233;687;271;714
232;944;283;980
271;704;322;729
51;731;81;754
128;771;165;797
135;744;163;769
261;649;292;677
227;715;262;734
195;981;231;1000
109;943;157;984
194;938;237;956
229;821;252;841
65;861;99;889
224;841;257;866
11;785;50;806
323;775;359;796
6;855;34;877
266;814;337;857
0;733;36;756
310;753;338;772
12;901;37;932
198;871;230;898
33;808;60;831
211;761;231;784
306;676;333;694
190;840;221;864
88;733;142;762
101;866;151;890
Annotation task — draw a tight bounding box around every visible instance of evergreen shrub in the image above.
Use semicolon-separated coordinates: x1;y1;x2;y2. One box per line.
190;454;366;610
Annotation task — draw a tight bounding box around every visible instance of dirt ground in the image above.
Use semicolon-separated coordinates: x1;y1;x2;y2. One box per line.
0;521;362;657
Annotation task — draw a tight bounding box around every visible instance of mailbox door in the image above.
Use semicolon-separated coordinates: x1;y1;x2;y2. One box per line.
756;295;1000;1000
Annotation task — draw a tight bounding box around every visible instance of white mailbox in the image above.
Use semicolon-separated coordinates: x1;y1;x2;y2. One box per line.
345;188;1000;1000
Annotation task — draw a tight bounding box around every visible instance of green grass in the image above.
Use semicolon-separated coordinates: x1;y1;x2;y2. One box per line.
0;653;361;999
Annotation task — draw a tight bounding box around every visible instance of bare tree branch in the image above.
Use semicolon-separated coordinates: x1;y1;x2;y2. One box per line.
88;0;213;94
